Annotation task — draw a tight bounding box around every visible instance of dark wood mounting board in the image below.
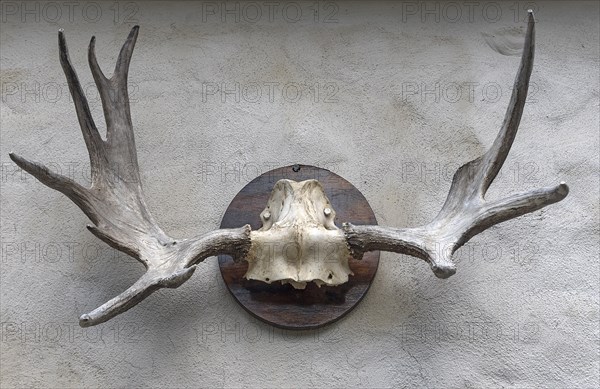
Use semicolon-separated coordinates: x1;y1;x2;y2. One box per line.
218;165;379;330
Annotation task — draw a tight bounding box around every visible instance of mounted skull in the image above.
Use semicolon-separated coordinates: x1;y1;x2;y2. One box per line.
246;179;351;289
9;11;569;327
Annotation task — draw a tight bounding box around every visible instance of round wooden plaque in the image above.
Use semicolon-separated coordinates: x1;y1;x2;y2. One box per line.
218;165;379;330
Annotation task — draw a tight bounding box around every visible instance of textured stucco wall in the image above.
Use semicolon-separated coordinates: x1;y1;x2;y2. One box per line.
1;1;598;387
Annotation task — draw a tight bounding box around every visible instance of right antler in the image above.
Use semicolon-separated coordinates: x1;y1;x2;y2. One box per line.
343;11;568;278
10;27;251;327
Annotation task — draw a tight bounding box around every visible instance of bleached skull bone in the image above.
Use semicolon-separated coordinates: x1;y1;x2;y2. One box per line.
245;179;352;289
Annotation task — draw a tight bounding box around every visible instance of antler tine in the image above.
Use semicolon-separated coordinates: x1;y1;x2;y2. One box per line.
344;10;569;279
88;26;140;183
79;225;252;327
437;10;535;212
79;262;197;327
8;153;88;204
58;29;104;171
8;30;102;223
88;26;138;126
113;25;139;82
457;183;568;246
478;10;535;195
430;10;568;240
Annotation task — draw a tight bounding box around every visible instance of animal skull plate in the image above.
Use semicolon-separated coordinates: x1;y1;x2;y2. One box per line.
218;165;380;329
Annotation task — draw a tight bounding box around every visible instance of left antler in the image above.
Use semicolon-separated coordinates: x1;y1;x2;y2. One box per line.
10;27;251;327
343;11;568;278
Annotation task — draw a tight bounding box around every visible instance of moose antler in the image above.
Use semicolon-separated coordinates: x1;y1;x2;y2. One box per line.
9;27;251;327
10;11;568;327
343;11;568;278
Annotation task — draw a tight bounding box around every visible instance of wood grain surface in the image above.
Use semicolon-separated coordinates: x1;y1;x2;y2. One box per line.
218;165;379;330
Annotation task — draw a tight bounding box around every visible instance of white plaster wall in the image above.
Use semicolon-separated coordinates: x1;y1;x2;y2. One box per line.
1;1;598;387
